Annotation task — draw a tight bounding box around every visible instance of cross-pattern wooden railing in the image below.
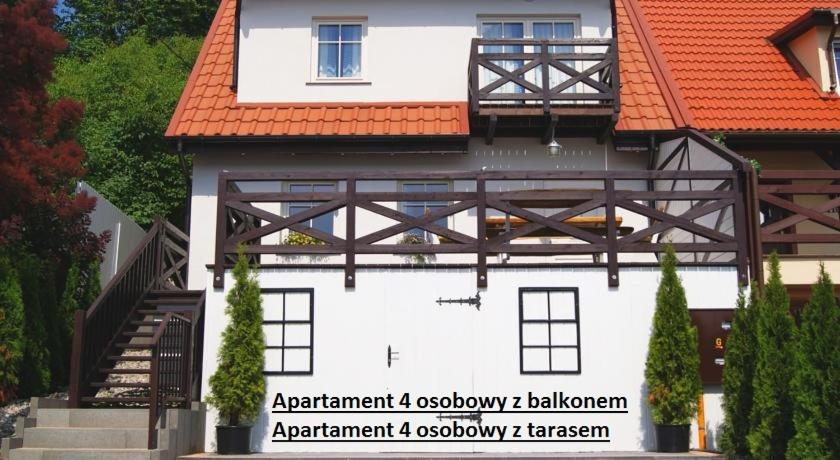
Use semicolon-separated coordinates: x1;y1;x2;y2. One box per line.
756;170;840;254
468;38;620;114
213;170;749;289
69;218;190;407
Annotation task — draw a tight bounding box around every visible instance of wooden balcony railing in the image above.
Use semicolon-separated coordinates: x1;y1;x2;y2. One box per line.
213;169;749;289
468;38;620;115
756;170;840;255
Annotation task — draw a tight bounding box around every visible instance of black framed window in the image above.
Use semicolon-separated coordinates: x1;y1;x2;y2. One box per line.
519;288;581;374
262;288;314;375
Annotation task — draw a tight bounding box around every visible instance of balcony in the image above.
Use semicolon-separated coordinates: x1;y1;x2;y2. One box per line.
755;169;840;285
213;167;749;290
468;38;620;141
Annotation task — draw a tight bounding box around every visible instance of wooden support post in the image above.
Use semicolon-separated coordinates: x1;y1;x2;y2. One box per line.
540;40;551;114
476;177;488;288
749;169;765;288
147;347;160;449
68;309;85;408
605;179;619;287
345;177;356;288
213;175;228;289
732;172;750;286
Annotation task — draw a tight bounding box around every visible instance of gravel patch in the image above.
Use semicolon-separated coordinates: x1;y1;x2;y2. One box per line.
0;392;67;438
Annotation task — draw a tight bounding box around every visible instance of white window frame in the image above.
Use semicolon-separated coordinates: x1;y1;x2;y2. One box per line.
285;181;339;236
476;16;580;40
310;18;368;84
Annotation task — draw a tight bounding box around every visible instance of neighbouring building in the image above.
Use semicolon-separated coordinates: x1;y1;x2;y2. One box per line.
9;0;839;458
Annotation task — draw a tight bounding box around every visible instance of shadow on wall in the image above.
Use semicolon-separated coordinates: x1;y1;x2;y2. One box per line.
253;402;271;452
637;382;655;451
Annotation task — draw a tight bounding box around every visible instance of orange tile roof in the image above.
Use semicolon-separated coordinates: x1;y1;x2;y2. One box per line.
614;0;678;131
634;0;840;132
165;0;469;138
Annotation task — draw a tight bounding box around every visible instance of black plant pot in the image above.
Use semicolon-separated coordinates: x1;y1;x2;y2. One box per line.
655;424;690;453
216;425;250;454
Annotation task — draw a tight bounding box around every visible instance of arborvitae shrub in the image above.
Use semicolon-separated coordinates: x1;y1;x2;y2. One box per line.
787;264;839;460
644;245;702;425
207;245;266;426
748;253;796;459
721;286;759;457
16;254;51;396
0;255;25;403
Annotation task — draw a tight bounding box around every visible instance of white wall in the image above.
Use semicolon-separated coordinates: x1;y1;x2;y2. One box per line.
238;0;613;102
187;139;651;288
200;265;738;453
77;182;147;287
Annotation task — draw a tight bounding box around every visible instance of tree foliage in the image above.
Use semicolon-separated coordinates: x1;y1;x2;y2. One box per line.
748;253;797;459
787;264;840;460
0;255;25;403
0;0;104;260
207;245;266;426
645;245;702;425
50;35;202;226
720;286;759;457
58;0;218;57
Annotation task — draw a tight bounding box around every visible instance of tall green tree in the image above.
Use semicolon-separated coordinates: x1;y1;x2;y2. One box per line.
58;0;218;57
0;255;25;403
720;286;759;457
645;245;702;425
787;264;840;460
50;35;202;226
207;245;266;426
748;253;797;459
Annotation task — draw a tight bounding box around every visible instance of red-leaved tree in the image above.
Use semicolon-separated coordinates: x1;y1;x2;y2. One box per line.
0;0;104;261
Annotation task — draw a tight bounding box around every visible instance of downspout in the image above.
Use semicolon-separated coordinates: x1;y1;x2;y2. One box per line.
827;12;839;93
230;0;242;91
176;139;193;233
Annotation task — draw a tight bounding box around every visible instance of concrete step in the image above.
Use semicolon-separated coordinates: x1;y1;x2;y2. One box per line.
35;408;148;429
9;447;166;460
22;427;148;449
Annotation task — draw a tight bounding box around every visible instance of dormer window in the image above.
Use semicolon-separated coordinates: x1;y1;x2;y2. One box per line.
313;20;366;80
769;9;840;94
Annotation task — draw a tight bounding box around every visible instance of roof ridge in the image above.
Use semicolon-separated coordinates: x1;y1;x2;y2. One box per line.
622;0;695;128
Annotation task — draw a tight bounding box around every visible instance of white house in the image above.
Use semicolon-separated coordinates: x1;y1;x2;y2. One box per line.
161;0;749;453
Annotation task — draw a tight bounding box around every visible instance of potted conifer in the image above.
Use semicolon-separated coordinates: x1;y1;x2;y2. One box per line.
207;245;266;454
645;245;702;452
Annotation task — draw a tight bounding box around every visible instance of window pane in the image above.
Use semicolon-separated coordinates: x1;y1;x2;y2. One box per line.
550;323;578;346
318;24;340;41
312;213;333;234
504;22;524;38
284;324;311;347
522;348;550;372
426;183;448;192
265;348;284;373
290;184;311;193
318;43;339;77
313;184;336;192
403;184;425;193
284;348;312;373
340;43;361;77
522;292;549;320
340;24;362;41
481;22;502;39
262;292;286;321
551;348;579;372
284;293;311;321
554;22;575;39
264;324;285;347
289;204;309;216
522;324;549;346
533;22;553;39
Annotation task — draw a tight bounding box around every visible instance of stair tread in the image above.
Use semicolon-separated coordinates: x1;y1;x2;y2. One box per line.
142;298;199;305
130;321;161;326
107;355;151;361
98;368;150;374
116;343;153;349
90;382;150;388
123;331;154;337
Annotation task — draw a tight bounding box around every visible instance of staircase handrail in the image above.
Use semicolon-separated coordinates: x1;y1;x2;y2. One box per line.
147;312;193;449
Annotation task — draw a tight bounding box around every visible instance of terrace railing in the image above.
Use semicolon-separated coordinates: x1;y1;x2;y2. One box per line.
468;38;620;115
213;169;750;289
756;170;840;255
